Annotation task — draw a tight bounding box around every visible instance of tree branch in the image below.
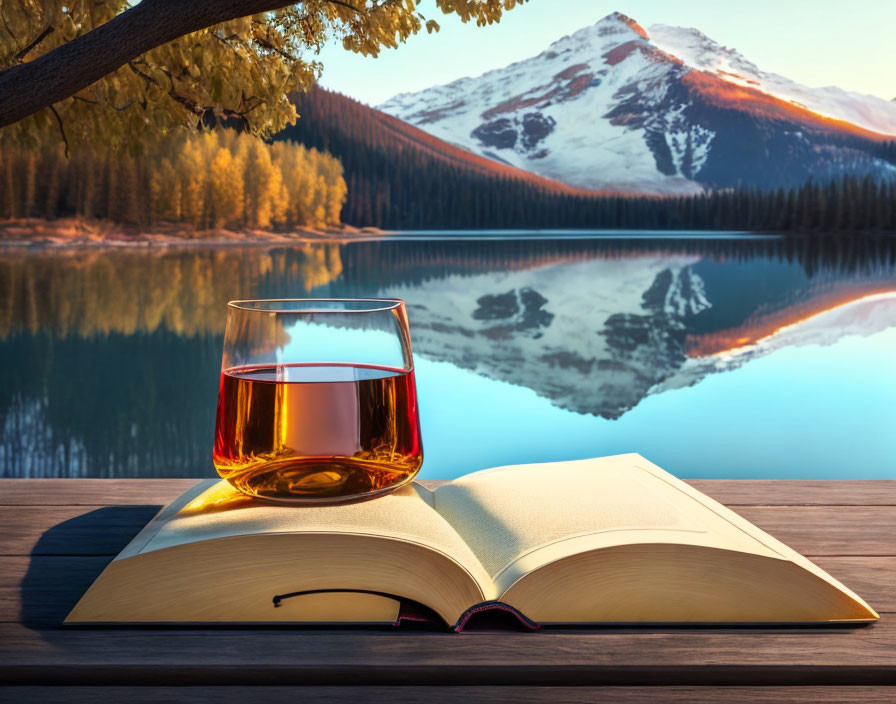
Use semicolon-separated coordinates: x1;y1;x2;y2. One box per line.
13;25;55;63
47;104;69;157
0;0;303;128
326;0;362;14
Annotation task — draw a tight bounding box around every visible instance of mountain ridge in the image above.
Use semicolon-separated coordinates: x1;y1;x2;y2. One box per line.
379;13;896;194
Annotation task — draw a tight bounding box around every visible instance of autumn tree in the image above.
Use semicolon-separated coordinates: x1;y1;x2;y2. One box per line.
0;130;347;230
243;137;281;229
149;158;181;222
178;140;207;228
0;1;527;150
207;148;244;228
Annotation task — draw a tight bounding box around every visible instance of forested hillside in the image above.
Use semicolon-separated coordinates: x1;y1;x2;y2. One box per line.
280;86;605;228
0;130;346;230
282;87;896;233
1;86;893;234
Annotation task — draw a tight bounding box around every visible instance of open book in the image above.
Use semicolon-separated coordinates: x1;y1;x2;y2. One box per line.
66;454;878;628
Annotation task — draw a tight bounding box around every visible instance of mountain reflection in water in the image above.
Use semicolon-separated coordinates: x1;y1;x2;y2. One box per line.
1;235;894;479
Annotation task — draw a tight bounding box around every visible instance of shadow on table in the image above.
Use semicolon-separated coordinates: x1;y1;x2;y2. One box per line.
20;505;162;632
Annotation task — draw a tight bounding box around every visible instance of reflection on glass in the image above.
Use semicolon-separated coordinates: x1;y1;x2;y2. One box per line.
212;299;423;503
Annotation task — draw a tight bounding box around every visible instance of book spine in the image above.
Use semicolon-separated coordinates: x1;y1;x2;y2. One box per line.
452;601;540;633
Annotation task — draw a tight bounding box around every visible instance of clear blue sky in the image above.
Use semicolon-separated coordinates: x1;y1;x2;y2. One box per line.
315;0;896;106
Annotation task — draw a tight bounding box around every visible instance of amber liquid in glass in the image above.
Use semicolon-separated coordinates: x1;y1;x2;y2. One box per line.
213;362;423;503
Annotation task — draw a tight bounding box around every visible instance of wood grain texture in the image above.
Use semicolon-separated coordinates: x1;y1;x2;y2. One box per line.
2;686;895;703
735;506;896;556
0;556;112;626
2;479;894;506
686;480;896;506
1;621;894;686
0;504;164;556
0;479;203;506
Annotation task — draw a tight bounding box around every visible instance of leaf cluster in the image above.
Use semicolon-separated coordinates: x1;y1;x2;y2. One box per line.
0;0;526;149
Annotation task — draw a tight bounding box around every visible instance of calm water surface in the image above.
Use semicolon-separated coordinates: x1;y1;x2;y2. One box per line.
2;234;894;479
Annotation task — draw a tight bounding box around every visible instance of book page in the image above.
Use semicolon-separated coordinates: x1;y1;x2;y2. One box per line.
433;454;718;586
434;454;875;618
128;479;494;595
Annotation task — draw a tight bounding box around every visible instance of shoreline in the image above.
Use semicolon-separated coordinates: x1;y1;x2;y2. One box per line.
1;219;891;250
0;218;386;250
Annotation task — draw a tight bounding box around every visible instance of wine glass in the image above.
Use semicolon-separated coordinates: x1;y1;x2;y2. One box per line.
213;299;423;504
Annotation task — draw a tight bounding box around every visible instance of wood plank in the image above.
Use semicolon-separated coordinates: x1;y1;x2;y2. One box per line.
1;621;894;686
2;479;894;507
0;479;202;506
0;505;163;556
2;556;892;628
0;556;112;626
2;686;895;703
3;503;894;557
687;480;896;506
813;557;896;614
735;506;896;556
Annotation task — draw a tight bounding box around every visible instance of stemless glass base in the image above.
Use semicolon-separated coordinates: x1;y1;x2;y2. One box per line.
214;456;422;505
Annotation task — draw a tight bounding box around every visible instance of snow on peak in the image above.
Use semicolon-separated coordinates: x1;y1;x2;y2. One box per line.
648;24;759;79
595;12;650;40
649;23;896;136
543;11;650;57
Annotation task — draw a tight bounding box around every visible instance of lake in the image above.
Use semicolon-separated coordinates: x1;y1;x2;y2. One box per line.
1;234;894;480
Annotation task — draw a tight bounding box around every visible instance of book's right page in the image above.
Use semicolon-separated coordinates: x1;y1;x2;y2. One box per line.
433;454;878;623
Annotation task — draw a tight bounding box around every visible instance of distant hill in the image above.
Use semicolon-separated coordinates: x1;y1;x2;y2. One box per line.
277;86;628;229
380;12;896;194
277;86;896;232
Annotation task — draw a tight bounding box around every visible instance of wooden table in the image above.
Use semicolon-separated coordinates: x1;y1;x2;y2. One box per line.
0;478;894;703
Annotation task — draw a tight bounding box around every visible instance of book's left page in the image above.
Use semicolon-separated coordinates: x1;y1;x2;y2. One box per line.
66;480;495;625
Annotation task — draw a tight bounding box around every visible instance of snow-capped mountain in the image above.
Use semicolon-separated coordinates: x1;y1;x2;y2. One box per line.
379;12;896;194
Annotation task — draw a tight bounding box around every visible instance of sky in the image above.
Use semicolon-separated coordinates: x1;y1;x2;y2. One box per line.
315;0;896;106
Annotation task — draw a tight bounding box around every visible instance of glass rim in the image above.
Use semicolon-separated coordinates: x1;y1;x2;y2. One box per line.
227;298;406;314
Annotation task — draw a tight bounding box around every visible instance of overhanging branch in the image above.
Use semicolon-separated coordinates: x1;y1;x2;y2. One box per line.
0;0;301;128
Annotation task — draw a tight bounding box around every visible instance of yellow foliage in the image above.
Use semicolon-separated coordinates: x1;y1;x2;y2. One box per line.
207;148;243;229
243;138;279;229
0;129;347;230
0;1;526;149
